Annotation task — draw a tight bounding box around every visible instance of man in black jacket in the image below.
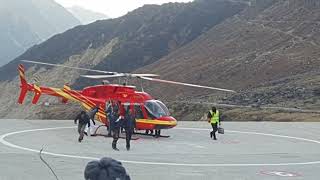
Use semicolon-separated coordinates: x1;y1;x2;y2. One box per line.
74;111;90;142
105;101;114;137
111;103;122;151
123;107;136;151
85;106;99;136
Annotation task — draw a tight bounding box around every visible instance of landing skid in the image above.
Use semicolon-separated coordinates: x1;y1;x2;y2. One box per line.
91;125;139;140
91;125;169;139
91;133;139;140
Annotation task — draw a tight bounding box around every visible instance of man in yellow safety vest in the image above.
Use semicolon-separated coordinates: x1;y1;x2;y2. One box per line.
207;106;220;140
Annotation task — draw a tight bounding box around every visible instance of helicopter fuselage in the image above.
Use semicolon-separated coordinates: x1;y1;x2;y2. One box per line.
18;64;177;130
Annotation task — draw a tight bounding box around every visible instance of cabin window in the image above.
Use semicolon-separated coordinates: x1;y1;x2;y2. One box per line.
155;100;170;115
144;100;169;118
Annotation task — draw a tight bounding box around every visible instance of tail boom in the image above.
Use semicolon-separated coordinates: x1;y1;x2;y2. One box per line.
17;64;73;104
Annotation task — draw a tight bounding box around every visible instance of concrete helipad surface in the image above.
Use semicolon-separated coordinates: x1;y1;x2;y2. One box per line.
0;119;320;180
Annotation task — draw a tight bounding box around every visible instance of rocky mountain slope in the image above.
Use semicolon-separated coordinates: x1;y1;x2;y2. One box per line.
132;0;320;121
0;0;247;119
68;6;109;24
0;0;319;121
0;0;246;81
138;0;320;106
0;0;80;66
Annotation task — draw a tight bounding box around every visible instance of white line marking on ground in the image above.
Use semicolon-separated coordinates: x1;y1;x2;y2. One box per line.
1;126;320;167
176;172;204;176
260;170;301;177
176;127;320;145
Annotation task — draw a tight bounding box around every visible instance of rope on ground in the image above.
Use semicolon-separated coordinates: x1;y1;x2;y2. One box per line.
39;147;60;180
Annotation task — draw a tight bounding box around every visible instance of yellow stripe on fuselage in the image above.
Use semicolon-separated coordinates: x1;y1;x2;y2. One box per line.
53;89;78;101
65;89;96;108
136;119;177;126
81;103;92;111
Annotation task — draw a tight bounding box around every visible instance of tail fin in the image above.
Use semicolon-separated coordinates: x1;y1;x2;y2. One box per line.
18;64;28;104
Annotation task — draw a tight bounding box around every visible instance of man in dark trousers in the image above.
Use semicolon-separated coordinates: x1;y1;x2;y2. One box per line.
111;102;122;151
123;106;136;151
105;100;114;137
207;106;220;140
74;110;90;142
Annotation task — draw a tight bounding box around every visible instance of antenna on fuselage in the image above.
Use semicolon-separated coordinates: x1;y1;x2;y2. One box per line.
140;78;144;92
125;77;129;86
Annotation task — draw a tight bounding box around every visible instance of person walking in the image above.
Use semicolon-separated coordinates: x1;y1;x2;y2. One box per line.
105;100;114;137
74;111;90;142
207;106;220;140
123;106;136;151
111;102;122;151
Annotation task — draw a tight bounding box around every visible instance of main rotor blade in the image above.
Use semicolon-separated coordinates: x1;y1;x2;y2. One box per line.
21;60;116;75
131;74;159;77
81;74;126;79
81;73;159;79
140;77;236;93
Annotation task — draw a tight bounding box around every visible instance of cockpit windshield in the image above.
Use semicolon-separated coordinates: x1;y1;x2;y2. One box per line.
144;100;170;118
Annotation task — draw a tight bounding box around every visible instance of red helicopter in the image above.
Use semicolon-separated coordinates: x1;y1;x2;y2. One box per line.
18;60;235;137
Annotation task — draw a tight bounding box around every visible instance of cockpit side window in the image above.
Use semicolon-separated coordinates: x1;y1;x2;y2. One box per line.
156;100;170;115
144;100;169;119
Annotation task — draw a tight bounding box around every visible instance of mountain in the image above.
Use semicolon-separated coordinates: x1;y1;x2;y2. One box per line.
1;0;318;121
0;0;80;66
0;0;246;82
68;6;109;24
134;0;320;121
138;0;320;103
0;0;247;119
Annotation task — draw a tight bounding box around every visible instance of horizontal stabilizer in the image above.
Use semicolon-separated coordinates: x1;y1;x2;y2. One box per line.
32;84;41;104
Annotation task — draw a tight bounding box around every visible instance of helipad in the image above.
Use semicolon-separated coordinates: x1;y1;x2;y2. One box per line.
0;119;319;179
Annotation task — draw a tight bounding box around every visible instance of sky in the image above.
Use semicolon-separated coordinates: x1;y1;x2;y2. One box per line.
54;0;194;18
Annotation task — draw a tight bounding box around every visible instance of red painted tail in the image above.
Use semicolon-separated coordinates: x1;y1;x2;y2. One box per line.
18;64;28;104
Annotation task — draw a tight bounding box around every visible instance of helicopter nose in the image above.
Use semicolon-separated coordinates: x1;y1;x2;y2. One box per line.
156;116;177;129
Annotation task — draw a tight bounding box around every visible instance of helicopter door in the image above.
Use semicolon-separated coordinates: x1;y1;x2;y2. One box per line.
122;102;130;112
134;104;144;119
140;103;151;119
